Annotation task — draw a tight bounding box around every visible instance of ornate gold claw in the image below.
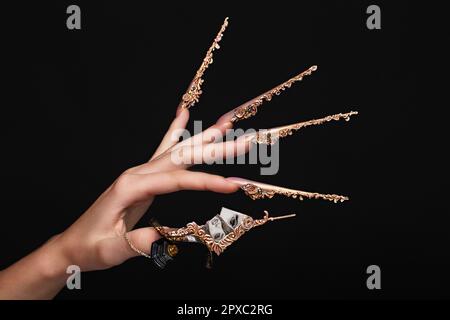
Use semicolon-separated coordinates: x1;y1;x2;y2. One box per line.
251;111;359;145
154;210;295;256
230;65;318;123
240;183;276;200
241;183;349;203
179;17;229;110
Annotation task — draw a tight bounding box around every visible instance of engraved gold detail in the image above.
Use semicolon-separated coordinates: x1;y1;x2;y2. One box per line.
241;183;349;203
179;18;229;110
154;211;276;256
252;111;358;145
231;65;318;122
167;244;179;257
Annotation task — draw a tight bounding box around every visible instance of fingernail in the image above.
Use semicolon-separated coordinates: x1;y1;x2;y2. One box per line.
226;177;250;186
222;121;233;130
216;110;235;125
242;132;256;142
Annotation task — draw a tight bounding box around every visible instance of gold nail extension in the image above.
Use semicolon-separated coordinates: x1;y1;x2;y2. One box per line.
248;111;358;145
151;209;296;257
230;65;318;123
240;182;349;203
179;17;229;110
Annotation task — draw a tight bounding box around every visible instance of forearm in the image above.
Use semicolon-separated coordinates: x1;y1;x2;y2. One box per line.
0;236;70;300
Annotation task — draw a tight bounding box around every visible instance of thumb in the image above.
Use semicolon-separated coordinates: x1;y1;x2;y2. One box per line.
124;227;161;259
96;228;161;268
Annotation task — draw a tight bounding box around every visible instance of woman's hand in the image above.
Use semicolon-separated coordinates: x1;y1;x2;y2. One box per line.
0;108;250;299
59;170;238;271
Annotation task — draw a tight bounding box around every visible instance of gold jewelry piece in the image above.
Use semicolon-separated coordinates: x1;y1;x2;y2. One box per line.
240;182;349;203
124;232;152;259
179;17;229;110
249;111;358;145
153;208;296;256
167;243;179;257
230;65;318;122
124;232;179;259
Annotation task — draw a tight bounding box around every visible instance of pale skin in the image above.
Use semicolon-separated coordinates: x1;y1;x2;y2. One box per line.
0;107;253;300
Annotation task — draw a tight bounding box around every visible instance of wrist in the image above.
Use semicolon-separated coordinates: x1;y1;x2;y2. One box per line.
0;234;73;299
35;234;72;282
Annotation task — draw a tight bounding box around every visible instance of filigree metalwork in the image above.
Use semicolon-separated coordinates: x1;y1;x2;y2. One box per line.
179;18;229;110
241;183;349;203
251;111;359;145
230;65;318;122
241;183;276;200
154;212;273;255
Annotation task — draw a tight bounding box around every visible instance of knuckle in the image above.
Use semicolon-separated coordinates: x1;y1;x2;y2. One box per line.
112;173;133;194
123;167;138;175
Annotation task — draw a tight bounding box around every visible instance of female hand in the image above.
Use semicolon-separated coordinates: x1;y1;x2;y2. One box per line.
0;108;250;299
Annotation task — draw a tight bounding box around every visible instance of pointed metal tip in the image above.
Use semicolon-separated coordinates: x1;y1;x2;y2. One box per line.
269;213;297;221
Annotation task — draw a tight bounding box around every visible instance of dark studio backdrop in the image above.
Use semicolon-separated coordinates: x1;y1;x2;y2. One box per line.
1;0;447;300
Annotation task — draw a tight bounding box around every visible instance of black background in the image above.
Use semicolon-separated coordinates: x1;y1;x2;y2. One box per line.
1;0;448;299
